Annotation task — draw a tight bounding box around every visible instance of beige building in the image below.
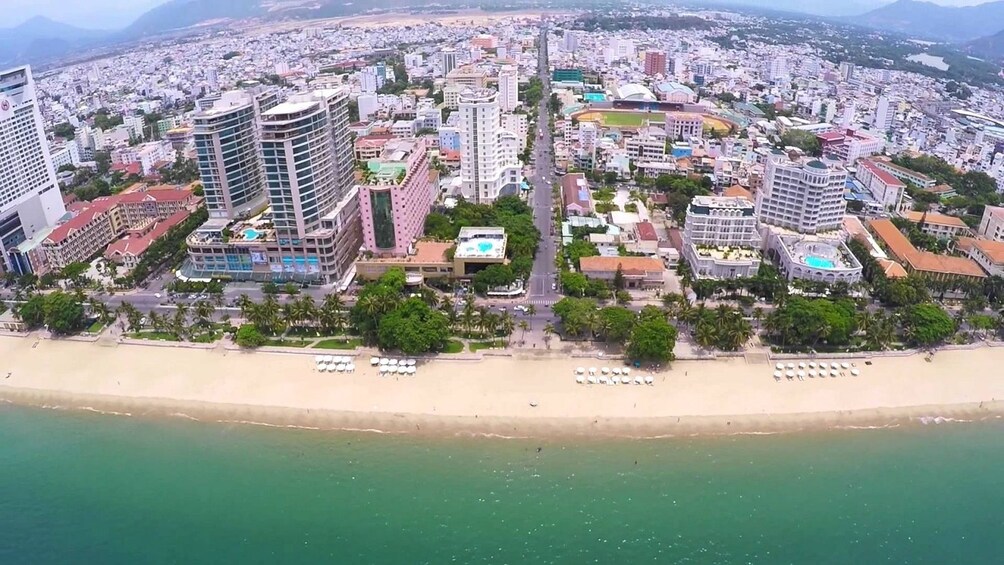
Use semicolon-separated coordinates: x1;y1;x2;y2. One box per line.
579;256;665;289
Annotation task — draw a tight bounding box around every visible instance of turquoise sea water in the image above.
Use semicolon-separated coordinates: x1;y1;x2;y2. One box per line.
2;405;1003;564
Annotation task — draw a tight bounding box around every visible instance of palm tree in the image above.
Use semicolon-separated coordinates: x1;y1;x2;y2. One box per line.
526;304;536;317
461;296;477;337
89;299;113;326
281;302;297;332
295;295;318;330
476;306;492;339
236;294;254;320
147;311;163;333
694;319;718;349
193;300;216;328
518;320;530;344
543;322;556;348
419;287;440;308
118;302;142;332
172;308;188;340
752;307;764;329
259;295;282;335
499;313;515;346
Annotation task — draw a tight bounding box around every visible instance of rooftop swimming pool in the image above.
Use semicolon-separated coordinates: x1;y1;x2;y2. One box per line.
243;228;261;241
804;255;836;269
584;93;607;102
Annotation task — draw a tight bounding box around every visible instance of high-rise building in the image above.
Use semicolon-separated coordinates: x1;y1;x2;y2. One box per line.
193;89;278;220
0;65;67;270
562;31;580;53
838;62;855;81
260;90;355;240
357;93;379;121
643;50;667;76
756;153;848;234
459;88;522;204
440;49;458;76
763;57;788;83
682;196;761;279
497;65;519;112
873;96;895;132
357;138;435;256
185;88;361;283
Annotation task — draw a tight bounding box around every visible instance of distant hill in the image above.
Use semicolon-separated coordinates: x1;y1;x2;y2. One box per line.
0;16;109;67
117;0;266;38
849;0;1004;42
966;28;1004;60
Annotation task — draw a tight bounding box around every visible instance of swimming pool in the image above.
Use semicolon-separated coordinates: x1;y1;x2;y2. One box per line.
584;93;606;103
804;255;835;269
477;241;494;253
243;228;261;241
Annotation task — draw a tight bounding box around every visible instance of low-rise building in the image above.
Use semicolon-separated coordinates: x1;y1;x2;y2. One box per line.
579;255;665;289
682;195;761;279
901;211;971;239
977;205;1004;241
965;239;1004;277
665;112;703;140
872;159;936;189
560;173;593;216
855;159;906;211
868;218;985;283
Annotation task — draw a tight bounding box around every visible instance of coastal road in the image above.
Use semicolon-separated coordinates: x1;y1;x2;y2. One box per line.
526;24;559;309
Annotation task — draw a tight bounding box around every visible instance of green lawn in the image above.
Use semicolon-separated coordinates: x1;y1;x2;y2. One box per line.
191;332;221;344
597;111;654;127
313;338;363;350
86;320;106;333
128;331;180;341
468;340;501;352
443;339;465;354
265;338;311;348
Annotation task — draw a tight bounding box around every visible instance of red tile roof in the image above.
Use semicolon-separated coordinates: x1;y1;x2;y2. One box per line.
44;200;116;245
860;159;905;187
105;210;190;261
636;220;658;241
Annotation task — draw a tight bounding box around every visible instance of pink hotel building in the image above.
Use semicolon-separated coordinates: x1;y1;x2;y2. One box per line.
356;138;436;256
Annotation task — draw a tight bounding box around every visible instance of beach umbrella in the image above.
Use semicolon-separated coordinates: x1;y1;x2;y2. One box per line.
613;368;622;375
830;370;839;377
786;370;795;379
601;367;610;374
775;363;785;370
621;376;630;384
314;355;324;363
798;362;806;369
408;359;417;366
328;364;338;373
575;375;585;384
389;359;399;366
379;358;389;365
797;371;805;379
408;366;417;375
808;361;817;369
808;370;816;378
831;362;840;370
370;357;380;366
787;363;795;370
623;368;631;375
840;362;850;370
608;377;617;386
576;367;585;375
634;376;644;385
346;363;355;372
773;371;782;379
587;375;598;384
379;365;388;373
645;376;655;385
851;368;860;376
335;363;346;372
588;367;597;375
599;376;609;384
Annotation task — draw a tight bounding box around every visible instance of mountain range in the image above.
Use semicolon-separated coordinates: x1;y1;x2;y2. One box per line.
848;0;1004;42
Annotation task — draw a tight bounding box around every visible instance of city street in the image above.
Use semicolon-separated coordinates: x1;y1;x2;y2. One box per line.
526;24;559;308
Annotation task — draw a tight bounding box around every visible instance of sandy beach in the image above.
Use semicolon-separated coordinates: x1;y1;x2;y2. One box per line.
2;335;1003;437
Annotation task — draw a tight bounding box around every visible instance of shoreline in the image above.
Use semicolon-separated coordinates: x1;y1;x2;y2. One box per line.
3;336;1004;438
2;387;1002;438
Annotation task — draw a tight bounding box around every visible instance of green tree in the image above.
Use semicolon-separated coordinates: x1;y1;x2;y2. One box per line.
627;317;677;363
595;306;636;343
41;291;85;334
17;294;46;328
377;297;450;354
902;303;955;346
235;324;267;348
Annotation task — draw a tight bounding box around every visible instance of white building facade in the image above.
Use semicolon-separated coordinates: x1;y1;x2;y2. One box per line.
458;88;522;204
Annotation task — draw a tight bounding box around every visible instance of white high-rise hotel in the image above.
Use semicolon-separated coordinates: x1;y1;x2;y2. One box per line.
756;152;847;234
0;66;67;270
459;88;522;204
497;65;519;112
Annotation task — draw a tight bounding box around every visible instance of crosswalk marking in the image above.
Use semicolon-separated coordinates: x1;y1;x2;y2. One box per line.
523;297;557;307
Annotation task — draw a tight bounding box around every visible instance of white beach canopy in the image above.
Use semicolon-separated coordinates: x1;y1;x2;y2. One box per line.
588;367;597;375
797;371;805;379
634;376;644;385
346;363;355;372
841;362;850;369
808;370;816;378
831;362;840;370
576;367;585;375
623;368;631;375
575;375;585;384
645;376;655;385
599;376;609;384
314;355;324;363
621;376;630;384
775;363;785;370
808;361;817;369
851;368;860;376
786;370;795;379
798;362;806;369
773;371;782;379
408;366;417;375
370;357;380;366
601;367;610;374
830;370;839;377
787;363;795;370
379;358;389;365
587;375;598;384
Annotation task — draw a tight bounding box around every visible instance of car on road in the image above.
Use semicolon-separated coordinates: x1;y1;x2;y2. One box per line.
551;283;557;291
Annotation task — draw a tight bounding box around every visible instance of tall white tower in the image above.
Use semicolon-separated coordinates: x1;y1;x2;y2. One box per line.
873;96;894;131
0;65;67;269
459;88;522;204
756;153;848;234
497;65;519;113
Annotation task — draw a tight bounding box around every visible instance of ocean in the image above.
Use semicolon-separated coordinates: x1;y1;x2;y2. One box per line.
2;405;1002;564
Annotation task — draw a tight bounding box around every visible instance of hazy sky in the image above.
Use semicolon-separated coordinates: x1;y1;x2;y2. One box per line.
0;0;166;29
0;0;998;29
